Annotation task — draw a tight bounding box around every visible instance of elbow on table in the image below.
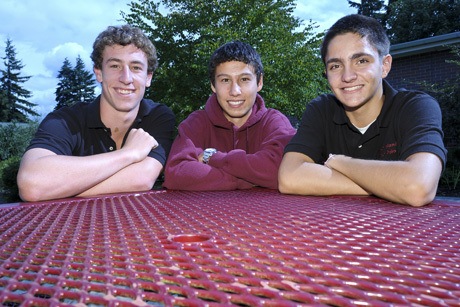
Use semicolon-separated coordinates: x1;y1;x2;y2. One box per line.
132;173;158;192
400;182;438;207
278;174;298;195
17;181;47;202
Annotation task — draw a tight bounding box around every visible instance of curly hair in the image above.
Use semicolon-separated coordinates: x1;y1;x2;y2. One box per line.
91;25;158;74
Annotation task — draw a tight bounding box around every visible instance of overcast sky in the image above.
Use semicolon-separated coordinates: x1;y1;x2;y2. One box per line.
0;0;355;118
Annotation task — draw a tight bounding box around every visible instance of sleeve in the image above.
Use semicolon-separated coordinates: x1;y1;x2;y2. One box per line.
26;111;77;155
163;112;253;191
142;104;176;166
208;110;296;189
397;92;447;168
284;97;329;163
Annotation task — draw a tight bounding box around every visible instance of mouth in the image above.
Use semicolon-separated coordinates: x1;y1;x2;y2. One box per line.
228;100;244;107
342;85;363;92
116;88;135;95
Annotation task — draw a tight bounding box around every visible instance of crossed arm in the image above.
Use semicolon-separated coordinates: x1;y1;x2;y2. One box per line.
278;151;443;207
17;128;162;202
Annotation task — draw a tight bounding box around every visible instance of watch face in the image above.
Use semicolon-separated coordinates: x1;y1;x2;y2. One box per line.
203;148;216;164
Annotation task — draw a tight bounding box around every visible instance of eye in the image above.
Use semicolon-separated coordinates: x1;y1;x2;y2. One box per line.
328;63;340;71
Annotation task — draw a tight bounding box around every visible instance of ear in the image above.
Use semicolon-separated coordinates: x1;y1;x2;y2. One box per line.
257;74;264;91
145;72;153;88
382;54;392;78
94;67;103;83
211;82;216;93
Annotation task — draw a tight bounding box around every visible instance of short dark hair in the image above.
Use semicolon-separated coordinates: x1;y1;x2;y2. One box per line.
320;14;390;64
91;25;158;74
208;41;263;86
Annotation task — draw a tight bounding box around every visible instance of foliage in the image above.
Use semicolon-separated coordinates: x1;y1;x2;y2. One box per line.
0;122;37;203
121;0;329;124
55;56;96;110
0;121;38;161
386;0;460;44
0;38;39;122
0;156;21;203
348;0;387;20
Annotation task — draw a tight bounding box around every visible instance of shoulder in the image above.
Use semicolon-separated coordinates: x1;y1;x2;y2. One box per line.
302;94;341;120
388;87;440;114
142;99;174;116
41;102;91;127
179;109;207;127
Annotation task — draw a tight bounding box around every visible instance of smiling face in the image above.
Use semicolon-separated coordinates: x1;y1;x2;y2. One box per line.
325;32;391;116
211;61;263;128
94;44;153;116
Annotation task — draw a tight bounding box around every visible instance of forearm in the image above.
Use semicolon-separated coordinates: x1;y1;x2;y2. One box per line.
78;158;162;197
326;153;442;206
164;159;244;190
18;149;137;201
278;152;368;196
212;150;280;189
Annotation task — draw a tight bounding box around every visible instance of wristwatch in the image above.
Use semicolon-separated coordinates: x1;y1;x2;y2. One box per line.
203;148;217;164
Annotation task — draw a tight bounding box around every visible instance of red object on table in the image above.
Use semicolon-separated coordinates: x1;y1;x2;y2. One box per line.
0;189;459;306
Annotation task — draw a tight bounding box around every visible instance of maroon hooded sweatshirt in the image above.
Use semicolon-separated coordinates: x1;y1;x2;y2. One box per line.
163;93;296;190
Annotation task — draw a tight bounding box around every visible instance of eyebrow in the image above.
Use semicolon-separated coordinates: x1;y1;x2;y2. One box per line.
216;72;254;78
326;52;372;65
105;58;145;66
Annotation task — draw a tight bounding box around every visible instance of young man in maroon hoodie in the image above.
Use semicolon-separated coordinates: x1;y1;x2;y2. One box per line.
163;41;296;190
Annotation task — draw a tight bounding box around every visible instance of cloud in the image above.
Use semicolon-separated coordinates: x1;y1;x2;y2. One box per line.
295;1;355;33
43;43;91;77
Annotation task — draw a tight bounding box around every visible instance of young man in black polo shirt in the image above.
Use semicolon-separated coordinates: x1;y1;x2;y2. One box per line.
278;14;446;207
17;25;175;202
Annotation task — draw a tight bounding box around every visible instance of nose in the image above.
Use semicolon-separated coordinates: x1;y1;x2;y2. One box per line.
119;66;133;84
341;65;357;83
229;82;241;96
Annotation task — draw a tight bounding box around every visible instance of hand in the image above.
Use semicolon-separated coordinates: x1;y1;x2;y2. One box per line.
198;152;204;163
324;153;335;168
122;128;158;162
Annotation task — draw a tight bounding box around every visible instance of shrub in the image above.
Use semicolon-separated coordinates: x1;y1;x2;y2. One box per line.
0;121;38;203
0;121;38;160
0;157;21;203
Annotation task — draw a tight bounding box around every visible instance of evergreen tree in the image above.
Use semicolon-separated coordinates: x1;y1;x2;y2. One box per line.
0;38;38;122
122;0;328;123
54;55;96;110
73;56;96;103
54;58;74;110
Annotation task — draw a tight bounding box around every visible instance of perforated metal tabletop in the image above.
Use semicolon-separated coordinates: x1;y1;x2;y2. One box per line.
0;189;459;306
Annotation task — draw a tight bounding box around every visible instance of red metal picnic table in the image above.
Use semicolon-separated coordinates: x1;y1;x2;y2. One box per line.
0;188;459;306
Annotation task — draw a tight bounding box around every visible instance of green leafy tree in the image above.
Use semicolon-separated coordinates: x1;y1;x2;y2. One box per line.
122;0;328;123
387;0;460;44
55;55;96;110
0;38;38;122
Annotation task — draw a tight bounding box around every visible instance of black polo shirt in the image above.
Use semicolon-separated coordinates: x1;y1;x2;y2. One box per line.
285;80;447;167
27;96;175;166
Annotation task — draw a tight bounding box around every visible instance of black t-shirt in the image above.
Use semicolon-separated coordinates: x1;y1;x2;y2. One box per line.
27;97;176;166
285;80;447;167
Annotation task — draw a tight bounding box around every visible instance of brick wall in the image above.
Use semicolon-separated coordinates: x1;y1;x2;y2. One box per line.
386;49;459;91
